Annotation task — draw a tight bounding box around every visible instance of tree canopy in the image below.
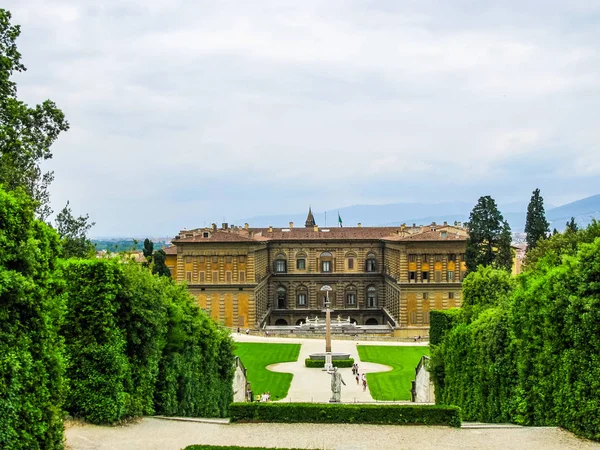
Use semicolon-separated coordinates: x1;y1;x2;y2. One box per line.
55;201;95;258
0;9;69;220
465;195;513;272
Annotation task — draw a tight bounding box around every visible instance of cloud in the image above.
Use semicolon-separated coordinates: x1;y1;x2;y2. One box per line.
6;0;600;235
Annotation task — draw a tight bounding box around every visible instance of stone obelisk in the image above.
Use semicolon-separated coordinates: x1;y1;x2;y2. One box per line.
321;285;333;371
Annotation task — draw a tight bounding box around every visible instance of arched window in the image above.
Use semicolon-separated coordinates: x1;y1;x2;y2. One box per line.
345;252;357;271
320;251;333;273
274;319;288;326
296;285;308;307
296;252;307;270
365;253;377;272
345;285;357;307
276;286;287;309
274;253;287;273
365;318;379;325
366;285;377;308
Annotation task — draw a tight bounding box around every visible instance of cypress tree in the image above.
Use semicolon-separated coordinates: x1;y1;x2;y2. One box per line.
524;188;550;251
466;195;513;272
566;217;578;233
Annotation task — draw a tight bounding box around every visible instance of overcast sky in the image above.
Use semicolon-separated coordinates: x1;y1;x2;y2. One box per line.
7;0;600;236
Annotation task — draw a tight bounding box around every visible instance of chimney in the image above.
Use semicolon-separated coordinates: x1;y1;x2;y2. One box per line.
211;223;217;231
432;222;436;226
412;223;416;228
222;223;228;230
443;221;447;226
244;223;249;230
289;221;294;229
268;226;273;232
357;223;362;228
313;225;319;232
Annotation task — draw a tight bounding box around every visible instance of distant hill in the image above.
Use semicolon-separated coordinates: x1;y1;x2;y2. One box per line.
545;194;600;231
235;195;600;233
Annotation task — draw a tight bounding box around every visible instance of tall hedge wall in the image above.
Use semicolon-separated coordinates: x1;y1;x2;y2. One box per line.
432;228;600;441
0;188;65;449
61;259;235;424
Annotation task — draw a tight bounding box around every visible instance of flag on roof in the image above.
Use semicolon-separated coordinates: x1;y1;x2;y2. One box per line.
338;212;343;227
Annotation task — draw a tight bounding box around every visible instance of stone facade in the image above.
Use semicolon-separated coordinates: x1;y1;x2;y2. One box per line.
165;216;467;334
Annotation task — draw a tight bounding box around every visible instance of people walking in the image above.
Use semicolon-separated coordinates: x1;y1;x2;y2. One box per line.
362;373;367;392
355;371;360;385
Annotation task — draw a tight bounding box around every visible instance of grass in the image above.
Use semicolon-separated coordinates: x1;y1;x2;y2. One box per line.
234;343;301;401
357;345;429;401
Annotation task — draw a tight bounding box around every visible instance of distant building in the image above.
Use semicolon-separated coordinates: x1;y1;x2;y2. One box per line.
165;209;468;337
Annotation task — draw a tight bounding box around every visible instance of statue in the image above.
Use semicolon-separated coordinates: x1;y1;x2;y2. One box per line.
328;367;345;402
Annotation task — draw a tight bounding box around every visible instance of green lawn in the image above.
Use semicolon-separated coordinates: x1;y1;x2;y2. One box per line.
234;343;301;401
357;345;429;401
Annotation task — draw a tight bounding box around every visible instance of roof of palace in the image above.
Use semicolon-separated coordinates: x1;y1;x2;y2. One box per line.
172;223;468;245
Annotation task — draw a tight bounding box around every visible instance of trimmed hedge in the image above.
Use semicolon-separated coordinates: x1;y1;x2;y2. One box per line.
229;402;461;427
304;358;354;368
1;188;65;449
429;309;460;346
185;447;307;450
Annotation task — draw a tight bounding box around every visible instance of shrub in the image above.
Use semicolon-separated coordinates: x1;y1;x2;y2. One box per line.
304;358;354;368
229;403;461;427
0;187;65;449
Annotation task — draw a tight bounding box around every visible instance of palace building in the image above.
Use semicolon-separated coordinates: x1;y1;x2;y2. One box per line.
164;208;468;337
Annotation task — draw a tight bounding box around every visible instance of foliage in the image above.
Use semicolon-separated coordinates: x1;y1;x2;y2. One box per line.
117;263;168;417
154;281;235;417
152;248;171;277
524;188;549;251
55;200;95;258
61;258;235;423
61;260;129;424
433;229;600;441
356;346;429;401
0;186;65;449
465;195;513;272
92;239;167;253
229;403;462;427
522;219;600;271
234;343;300;401
142;238;153;266
429;309;460;346
0;9;69;220
304;358;354;368
566;217;578;232
460;266;515;322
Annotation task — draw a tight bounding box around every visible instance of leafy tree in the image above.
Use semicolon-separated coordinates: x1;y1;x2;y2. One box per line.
55;200;95;258
142;238;154;266
0;186;65;449
465;196;513;272
152;249;171;277
143;238;154;258
0;9;69;220
566;216;578;233
524;188;549;251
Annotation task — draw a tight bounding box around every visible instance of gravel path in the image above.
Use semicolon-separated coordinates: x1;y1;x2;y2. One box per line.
65;335;599;449
66;418;600;450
